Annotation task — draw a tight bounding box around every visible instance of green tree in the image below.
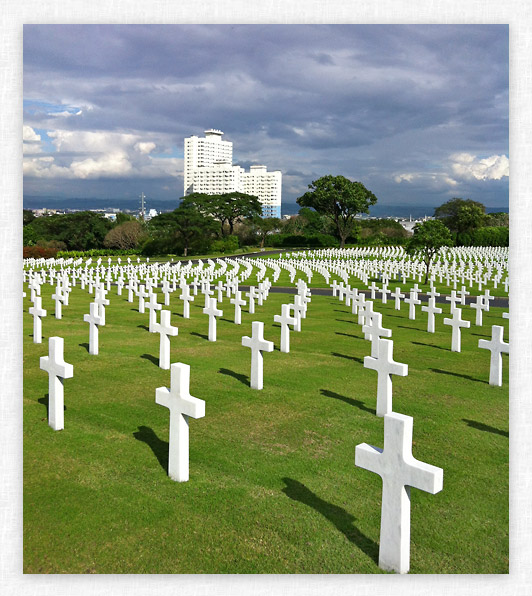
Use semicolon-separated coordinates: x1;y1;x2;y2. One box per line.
181;193;228;237
173;203;218;257
23;211;112;250
252;217;280;248
221;192;263;235
484;212;509;227
23;209;35;226
296;175;377;248
147;204;217;256
453;205;486;234
182;192;262;237
406;219;453;284
434;198;486;233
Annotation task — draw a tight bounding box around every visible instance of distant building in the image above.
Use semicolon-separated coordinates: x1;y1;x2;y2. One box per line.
183;129;282;218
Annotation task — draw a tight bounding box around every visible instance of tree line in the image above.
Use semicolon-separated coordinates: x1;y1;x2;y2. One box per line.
23;175;508;258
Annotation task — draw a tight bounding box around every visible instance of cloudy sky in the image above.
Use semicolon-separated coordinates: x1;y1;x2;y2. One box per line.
23;24;509;212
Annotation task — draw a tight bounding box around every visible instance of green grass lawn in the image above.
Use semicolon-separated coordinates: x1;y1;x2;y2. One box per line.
23;275;508;574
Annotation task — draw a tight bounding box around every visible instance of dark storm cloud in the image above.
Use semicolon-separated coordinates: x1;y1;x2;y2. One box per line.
23;24;508;210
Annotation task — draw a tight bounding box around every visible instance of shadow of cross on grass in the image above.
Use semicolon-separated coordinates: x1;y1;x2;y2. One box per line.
320;389;375;415
281;478;379;564
218;368;249;387
38;393;67;418
463;419;509;438
133;425;168;473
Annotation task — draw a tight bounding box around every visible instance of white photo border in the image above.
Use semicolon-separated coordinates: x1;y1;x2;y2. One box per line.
2;1;529;594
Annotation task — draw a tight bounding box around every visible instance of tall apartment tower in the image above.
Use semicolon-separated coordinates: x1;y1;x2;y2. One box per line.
183;129;282;218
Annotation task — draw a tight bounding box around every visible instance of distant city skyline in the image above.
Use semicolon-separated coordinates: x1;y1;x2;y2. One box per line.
23;24;509;211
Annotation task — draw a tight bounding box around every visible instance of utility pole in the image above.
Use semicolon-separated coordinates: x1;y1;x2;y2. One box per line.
139;192;146;220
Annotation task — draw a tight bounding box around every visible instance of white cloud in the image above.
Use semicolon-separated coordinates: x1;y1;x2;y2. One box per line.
135;141;156;154
23;125;41;142
23;125;43;155
394;173;418;183
24;128;180;180
449;152;509;181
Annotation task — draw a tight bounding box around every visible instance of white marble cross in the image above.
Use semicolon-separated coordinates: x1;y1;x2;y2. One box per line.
39;336;74;431
246;286;259;314
369;281;379;300
359;299;374;327
29;296;47;344
421;297;442;333
152;310;179;369
355;412;443;573
293;295;306;328
443;307;470;352
126;279;137;303
381;284;390;305
180;283;194;319
470;295;485;326
427;286;440;302
161;279;172;306
242;321;274;390
83;301;103;355
457;285;470;305
137;285;149;314
51;285;64;319
445;290;461;314
364;338;408;416
203;297;223;341
478;325;509;386
146;292;162;332
274;304;297;353
363;312;392;357
155;363;205;482
94;286;110;325
404;292;421;320
483;289;495;312
230;290;246;325
116;276;124;296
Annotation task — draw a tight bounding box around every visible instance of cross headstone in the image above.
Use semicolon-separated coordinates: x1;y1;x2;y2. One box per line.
152;310;179;369
155;363;205;482
230;290;246;325
146;292;162;333
137;285;149;314
470;295;485;326
83;302;103;355
404;292;421;320
363;312;392;358
51;285;63;319
364;338;408;416
94;286;110;325
274;304;297;353
421;297;442;333
203;297;223;342
478;325;509;386
39;336;74;431
443;307;470;352
483;289;495;312
355;412;443;573
445;290;461;314
29;296;47;343
242;321;274;390
179;283;194;319
126;279;137;303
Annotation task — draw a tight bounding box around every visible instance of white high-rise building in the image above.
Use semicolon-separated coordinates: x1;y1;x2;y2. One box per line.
183;129;282;218
242;166;282;219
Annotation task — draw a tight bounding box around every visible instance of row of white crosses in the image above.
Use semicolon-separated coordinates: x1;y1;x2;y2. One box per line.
333;280;444;574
